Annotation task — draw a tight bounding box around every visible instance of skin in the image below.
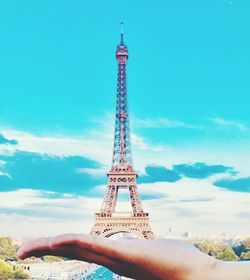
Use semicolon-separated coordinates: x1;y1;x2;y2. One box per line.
17;234;250;280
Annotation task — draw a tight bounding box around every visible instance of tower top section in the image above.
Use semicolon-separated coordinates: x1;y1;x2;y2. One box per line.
112;23;132;170
116;22;128;64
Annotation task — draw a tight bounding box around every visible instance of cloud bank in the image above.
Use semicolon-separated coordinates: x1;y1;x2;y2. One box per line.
139;162;236;184
215;177;250;193
0;150;106;194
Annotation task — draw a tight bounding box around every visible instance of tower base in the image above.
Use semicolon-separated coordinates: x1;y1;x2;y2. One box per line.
90;213;155;240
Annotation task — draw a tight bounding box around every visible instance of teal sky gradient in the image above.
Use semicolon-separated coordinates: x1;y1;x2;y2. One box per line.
0;0;250;237
0;0;249;139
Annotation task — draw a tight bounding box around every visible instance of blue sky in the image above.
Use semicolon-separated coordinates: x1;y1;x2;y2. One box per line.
0;0;250;237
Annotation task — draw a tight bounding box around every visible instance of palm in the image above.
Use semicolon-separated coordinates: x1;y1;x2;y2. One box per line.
17;234;217;280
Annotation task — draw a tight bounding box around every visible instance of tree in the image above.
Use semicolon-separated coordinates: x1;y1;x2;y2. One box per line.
194;241;228;257
0;237;18;261
216;247;239;261
13;268;29;279
240;251;250;261
194;241;239;261
242;238;250;250
232;244;247;257
0;260;13;280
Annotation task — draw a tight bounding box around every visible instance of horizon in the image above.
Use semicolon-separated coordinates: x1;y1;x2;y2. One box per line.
0;0;250;238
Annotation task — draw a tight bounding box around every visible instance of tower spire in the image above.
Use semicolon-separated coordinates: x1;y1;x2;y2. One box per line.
120;22;124;44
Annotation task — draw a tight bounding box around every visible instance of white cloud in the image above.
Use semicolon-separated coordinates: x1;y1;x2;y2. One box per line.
133;117;201;129
0;171;11;178
0;126;169;171
131;133;149;150
139;178;250;236
0;189;54;208
76;167;107;178
217;0;233;5
0;128;112;165
0;214;93;240
0;126;169;183
0;189;102;211
1;176;250;238
2;114;250;178
0;189;102;238
132;141;250;178
210;117;248;132
1;121;250;238
3;125;249;177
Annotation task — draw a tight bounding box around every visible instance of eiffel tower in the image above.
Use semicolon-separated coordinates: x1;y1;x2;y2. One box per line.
90;23;154;240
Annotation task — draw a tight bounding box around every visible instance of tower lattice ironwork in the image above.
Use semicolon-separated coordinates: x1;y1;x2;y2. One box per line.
90;23;154;240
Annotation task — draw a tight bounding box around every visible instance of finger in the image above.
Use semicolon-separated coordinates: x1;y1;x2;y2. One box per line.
17;237;116;267
50;234;146;264
50;235;190;279
17;237;51;259
52;244;144;279
18;237;129;278
18;234;148;277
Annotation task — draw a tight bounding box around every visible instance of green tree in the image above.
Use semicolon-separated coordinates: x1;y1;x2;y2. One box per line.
0;237;18;261
194;241;239;261
194;242;211;255
194;241;228;257
13;268;29;279
216;247;239;261
0;260;13;280
240;251;250;261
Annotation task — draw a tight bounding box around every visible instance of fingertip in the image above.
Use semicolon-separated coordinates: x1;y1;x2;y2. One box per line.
16;237;52;260
17;243;30;260
16;250;24;260
17;250;31;260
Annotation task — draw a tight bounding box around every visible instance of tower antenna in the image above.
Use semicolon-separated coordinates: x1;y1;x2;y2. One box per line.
120;22;124;44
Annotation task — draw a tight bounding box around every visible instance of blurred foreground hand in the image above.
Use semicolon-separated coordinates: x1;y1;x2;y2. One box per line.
17;234;250;280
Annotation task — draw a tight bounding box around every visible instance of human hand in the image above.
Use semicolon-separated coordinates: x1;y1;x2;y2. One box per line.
17;234;250;280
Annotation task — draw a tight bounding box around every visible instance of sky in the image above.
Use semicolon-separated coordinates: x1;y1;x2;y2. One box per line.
0;0;250;238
